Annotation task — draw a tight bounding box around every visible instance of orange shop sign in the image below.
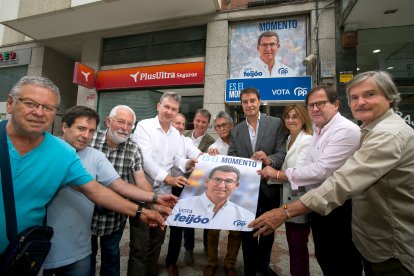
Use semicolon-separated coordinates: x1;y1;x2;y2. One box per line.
73;62;96;89
95;62;205;90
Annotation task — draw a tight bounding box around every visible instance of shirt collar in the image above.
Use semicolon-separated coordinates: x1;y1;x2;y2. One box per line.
246;113;261;127
155;115;173;134
313;112;340;135
200;192;229;213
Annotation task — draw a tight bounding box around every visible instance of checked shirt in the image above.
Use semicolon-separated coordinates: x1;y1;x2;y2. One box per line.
90;130;143;236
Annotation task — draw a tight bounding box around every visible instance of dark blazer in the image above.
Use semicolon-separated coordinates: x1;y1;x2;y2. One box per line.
184;130;215;153
228;113;286;197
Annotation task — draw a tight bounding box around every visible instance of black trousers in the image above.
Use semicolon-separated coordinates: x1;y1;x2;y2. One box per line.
310;199;363;276
242;183;281;276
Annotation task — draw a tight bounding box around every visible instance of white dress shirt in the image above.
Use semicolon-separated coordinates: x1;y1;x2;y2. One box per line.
133;116;188;194
171;135;201;177
239;57;296;78
285;112;360;191
208;138;230;155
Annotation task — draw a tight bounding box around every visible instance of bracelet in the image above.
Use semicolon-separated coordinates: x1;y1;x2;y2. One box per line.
152;193;159;204
282;204;291;221
135;205;143;221
276;171;280;180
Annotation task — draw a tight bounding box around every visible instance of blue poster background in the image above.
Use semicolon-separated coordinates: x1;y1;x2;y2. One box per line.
225;76;312;102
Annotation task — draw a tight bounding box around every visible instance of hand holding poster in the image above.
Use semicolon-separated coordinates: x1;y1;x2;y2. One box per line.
165;154;262;231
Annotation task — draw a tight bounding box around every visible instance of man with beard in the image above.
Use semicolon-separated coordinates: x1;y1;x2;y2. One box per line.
90;105;154;276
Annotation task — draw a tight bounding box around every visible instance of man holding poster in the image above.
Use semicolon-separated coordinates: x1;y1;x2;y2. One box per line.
228;87;286;276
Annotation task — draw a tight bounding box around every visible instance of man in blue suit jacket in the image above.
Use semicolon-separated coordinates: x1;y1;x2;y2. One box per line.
228;87;286;276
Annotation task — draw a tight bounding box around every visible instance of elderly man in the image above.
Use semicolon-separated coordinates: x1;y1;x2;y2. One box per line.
133;92;197;276
239;31;295;78
204;111;241;276
228;87;286;276
255;85;363;275
166;165;254;230
43;106;176;276
0;76;163;274
252;71;414;275
89;104;157;276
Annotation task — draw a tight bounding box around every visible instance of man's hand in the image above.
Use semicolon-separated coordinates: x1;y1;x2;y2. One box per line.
156;194;178;208
150;204;173;219
248;208;286;237
207;148;219;155
251;151;271;165
164;175;189;188
140;208;166;230
257;166;278;179
185;158;198;170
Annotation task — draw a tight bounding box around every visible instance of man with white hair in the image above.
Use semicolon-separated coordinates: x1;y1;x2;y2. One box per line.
90;105;154;276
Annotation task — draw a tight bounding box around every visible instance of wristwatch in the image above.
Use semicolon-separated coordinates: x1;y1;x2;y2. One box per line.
268;156;275;166
135;205;143;221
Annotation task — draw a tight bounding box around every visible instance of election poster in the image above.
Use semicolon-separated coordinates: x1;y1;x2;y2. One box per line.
165;154;262;231
229;16;307;79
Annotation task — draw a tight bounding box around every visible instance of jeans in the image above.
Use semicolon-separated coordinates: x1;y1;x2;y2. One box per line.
43;255;91;276
90;222;126;276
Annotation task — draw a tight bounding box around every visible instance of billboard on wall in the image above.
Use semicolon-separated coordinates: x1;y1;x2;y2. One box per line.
226;16;311;102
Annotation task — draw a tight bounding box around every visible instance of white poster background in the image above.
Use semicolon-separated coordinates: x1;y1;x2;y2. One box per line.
229;16;307;79
165;154;262;231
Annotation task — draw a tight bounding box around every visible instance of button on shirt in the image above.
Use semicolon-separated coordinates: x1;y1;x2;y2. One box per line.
166;193;255;231
239;58;296;78
300;109;414;274
133;116;188;194
90;130;143;236
285;112;360;191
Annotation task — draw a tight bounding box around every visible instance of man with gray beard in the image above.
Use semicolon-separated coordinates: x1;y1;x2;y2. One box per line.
90;105;154;276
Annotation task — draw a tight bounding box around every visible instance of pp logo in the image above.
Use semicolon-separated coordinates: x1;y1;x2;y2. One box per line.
294;87;308;97
278;67;289;75
233;220;247;227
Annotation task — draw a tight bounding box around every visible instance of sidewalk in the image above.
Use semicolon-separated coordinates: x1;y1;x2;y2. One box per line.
96;222;322;276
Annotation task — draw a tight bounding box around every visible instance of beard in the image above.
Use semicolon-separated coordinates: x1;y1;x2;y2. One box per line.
107;128;129;145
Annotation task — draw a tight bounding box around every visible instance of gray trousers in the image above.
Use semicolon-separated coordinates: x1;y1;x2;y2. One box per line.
127;217;166;276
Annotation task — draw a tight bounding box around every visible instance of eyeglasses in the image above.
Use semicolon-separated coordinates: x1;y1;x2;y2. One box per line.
11;95;58;113
259;42;278;49
112;118;134;128
210;177;237;186
214;123;228;130
307;101;329;110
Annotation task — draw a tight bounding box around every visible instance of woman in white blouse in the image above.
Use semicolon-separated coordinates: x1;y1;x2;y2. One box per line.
270;104;313;276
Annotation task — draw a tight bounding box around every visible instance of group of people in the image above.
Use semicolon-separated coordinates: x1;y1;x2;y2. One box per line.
0;69;413;276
